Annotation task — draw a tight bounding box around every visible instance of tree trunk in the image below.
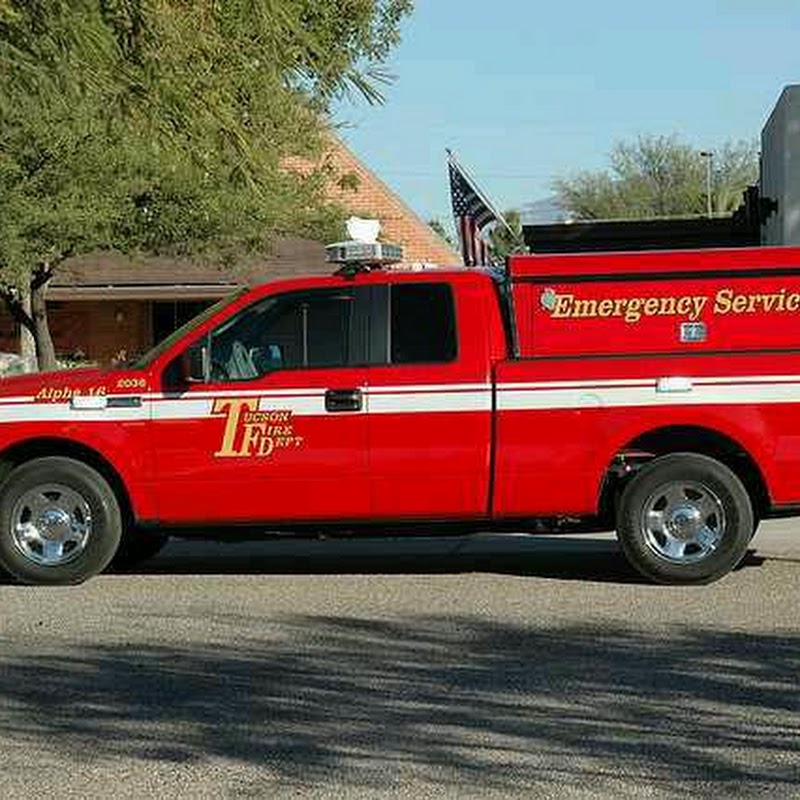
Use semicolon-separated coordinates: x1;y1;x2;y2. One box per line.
30;279;57;372
1;265;59;372
0;289;38;370
19;289;36;369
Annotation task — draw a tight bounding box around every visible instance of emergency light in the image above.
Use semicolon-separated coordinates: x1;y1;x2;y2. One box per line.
325;216;403;273
325;240;403;266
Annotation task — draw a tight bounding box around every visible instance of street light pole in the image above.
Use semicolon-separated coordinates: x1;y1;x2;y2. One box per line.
700;151;714;218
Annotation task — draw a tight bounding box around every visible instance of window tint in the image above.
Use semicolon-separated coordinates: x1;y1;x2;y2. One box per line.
207;288;355;381
390;283;457;364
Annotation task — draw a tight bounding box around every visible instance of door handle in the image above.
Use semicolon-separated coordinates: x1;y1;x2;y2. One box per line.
656;376;693;393
325;388;363;413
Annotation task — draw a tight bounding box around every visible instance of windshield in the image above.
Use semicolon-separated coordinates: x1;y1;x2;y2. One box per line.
133;288;248;368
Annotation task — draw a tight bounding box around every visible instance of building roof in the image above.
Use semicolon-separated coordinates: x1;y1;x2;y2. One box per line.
49;238;328;301
283;135;460;266
49;135;459;300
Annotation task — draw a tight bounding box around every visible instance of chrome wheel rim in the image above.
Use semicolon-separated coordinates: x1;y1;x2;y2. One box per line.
11;483;93;567
640;481;726;564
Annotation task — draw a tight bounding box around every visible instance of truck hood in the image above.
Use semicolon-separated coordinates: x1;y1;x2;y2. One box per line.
0;367;148;401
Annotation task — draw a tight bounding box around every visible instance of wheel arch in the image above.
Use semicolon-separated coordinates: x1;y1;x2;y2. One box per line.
0;437;135;526
599;424;771;522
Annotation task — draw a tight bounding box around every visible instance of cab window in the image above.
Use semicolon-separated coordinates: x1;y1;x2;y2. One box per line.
389;283;457;364
204;287;362;381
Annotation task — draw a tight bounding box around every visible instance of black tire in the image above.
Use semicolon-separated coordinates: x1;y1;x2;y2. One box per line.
616;453;753;585
109;530;168;572
0;457;122;585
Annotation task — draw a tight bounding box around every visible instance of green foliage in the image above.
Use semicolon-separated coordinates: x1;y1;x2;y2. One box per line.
553;135;759;220
0;1;412;367
488;209;525;262
427;218;455;247
288;0;414;104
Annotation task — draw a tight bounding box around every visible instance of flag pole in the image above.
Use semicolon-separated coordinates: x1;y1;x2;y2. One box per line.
446;149;514;237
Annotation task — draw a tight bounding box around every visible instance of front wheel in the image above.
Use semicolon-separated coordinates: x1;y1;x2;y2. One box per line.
0;457;122;585
616;453;753;585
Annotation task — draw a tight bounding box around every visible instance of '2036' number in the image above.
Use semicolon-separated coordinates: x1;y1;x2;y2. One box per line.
116;377;147;390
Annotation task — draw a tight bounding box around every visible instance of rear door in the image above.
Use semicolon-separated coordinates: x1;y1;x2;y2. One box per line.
365;277;494;519
152;285;371;524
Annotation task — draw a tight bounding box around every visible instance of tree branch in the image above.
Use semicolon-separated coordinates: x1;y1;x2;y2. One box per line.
31;265;54;291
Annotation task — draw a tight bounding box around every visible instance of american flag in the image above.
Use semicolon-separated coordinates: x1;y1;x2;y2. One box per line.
448;153;499;267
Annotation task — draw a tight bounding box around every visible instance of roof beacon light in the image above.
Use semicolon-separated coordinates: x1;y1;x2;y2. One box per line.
326;217;403;274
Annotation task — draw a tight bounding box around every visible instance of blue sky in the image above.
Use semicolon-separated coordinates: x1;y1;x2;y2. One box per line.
334;0;800;230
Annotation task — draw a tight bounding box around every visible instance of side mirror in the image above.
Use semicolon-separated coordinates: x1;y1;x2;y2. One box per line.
182;345;209;383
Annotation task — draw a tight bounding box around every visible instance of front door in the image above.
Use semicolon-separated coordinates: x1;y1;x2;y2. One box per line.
152;286;371;524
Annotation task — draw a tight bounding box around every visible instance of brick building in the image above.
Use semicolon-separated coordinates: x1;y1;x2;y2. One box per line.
0;137;458;365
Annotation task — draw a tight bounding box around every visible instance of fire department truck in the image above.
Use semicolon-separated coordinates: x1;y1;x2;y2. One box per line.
2;238;800;586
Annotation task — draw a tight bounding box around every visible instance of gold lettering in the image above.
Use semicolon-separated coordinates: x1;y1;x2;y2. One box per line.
624;298;643;323
732;294;748;313
689;296;708;321
257;411;288;423
213;398;257;457
212;401;299;458
596;299;614;317
572;298;598;318
787;293;800;312
542;290;756;323
643;298;660;316
714;289;734;314
258;435;275;457
552;295;574;318
239;422;267;456
658;296;676;316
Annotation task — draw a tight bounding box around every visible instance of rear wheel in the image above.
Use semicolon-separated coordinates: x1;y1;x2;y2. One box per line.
616;453;753;585
0;457;122;585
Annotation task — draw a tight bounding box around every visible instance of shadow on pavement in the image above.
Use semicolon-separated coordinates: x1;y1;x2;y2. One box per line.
127;533;766;585
0;615;797;793
0;534;767;586
139;533;642;583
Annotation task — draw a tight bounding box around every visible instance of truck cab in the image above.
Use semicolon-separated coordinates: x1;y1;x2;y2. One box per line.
146;267;506;525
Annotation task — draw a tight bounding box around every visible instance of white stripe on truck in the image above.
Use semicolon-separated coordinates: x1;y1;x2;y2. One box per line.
1;374;800;423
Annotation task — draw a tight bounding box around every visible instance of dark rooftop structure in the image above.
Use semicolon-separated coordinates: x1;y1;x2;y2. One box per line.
523;187;767;254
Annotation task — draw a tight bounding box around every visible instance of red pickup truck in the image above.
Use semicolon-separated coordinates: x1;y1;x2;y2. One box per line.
2;244;800;586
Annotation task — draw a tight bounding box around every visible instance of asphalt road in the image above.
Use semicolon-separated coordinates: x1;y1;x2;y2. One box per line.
1;522;799;798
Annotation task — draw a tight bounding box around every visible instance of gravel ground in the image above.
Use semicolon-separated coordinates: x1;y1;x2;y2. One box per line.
0;522;798;798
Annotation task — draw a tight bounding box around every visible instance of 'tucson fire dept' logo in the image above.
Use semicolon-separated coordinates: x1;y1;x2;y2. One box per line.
212;398;304;458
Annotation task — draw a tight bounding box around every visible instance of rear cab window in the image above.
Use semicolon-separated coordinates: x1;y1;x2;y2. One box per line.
389;283;457;365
